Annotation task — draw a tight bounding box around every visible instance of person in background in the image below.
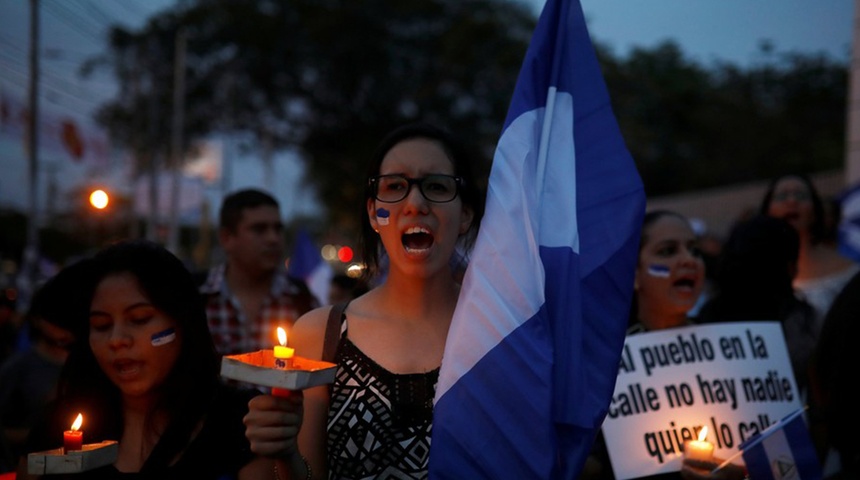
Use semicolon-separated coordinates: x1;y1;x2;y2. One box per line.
18;240;271;479
0;287;20;366
628;210;706;333
807;270;860;478
697;215;818;395
586;210;744;480
759;173;859;332
0;260;89;473
243;123;485;479
200;189;318;356
326;274;369;306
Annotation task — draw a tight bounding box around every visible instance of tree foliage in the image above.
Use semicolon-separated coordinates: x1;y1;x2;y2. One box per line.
90;0;535;234
597;41;847;197
89;1;848;234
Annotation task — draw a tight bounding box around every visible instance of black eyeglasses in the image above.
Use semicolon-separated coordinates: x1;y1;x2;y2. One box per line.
369;174;464;203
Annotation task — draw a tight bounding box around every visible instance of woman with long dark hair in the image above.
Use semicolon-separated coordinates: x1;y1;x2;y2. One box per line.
244;123;485;479
19;240;270;479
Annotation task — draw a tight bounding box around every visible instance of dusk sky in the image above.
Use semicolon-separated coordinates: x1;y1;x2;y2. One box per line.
0;0;855;217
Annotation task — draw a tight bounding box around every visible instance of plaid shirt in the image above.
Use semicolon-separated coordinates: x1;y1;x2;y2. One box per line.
200;264;319;356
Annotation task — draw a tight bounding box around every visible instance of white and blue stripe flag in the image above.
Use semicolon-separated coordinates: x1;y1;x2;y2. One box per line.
741;408;822;480
838;182;860;263
429;0;645;478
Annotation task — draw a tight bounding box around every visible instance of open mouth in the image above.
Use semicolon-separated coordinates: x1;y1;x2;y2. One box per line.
673;278;696;289
113;359;142;379
402;226;434;253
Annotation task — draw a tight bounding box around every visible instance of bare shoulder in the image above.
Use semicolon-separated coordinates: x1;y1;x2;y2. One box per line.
292;305;337;360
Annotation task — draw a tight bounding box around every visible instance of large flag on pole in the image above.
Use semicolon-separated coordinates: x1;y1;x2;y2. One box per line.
429;0;645;478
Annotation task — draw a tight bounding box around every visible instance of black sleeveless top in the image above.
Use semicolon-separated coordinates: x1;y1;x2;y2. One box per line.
326;319;439;479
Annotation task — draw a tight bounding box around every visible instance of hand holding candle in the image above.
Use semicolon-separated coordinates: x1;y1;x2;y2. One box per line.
274;327;295;369
63;414;83;453
684;426;714;462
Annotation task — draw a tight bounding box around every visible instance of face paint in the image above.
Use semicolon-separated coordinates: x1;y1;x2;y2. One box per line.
376;208;390;226
151;327;176;347
647;265;671;278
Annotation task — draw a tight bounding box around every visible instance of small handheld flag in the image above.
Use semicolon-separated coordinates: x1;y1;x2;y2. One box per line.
740;408;822;480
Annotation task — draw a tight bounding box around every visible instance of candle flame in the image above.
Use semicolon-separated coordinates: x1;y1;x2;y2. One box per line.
697;426;709;442
71;413;83;432
277;327;287;347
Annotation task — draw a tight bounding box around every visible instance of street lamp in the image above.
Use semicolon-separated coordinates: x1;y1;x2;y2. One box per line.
89;189;109;210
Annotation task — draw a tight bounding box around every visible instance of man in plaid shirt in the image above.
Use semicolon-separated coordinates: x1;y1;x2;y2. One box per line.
201;189;318;355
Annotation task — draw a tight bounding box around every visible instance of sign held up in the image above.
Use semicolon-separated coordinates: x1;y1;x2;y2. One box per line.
601;322;802;479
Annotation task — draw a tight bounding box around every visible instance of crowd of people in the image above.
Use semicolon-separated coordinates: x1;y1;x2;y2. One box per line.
0;126;856;480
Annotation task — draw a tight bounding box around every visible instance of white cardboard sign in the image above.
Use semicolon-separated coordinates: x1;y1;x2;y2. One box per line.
601;322;803;479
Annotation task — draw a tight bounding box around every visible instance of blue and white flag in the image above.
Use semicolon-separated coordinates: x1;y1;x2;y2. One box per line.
741;408;822;480
429;0;645;478
288;229;333;305
838;182;860;263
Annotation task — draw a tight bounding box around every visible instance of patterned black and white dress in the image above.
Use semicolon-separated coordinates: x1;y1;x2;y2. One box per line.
327;320;439;480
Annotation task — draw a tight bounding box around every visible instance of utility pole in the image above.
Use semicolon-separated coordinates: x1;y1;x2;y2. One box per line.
22;0;40;307
146;37;161;242
167;28;187;254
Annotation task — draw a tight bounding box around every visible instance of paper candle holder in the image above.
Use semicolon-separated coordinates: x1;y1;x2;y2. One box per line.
220;350;337;390
28;441;119;474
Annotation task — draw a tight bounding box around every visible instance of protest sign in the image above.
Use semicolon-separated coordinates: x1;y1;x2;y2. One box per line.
601;322;802;479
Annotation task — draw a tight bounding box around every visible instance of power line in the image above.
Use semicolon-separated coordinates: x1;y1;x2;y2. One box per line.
0;52;116;103
41;1;104;43
72;0;115;26
0;59;111;114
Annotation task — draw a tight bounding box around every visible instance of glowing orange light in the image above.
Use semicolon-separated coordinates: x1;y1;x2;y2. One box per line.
277;327;287;347
71;413;83;432
89;190;109;209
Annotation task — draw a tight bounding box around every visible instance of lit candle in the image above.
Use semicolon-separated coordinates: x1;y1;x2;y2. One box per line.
684;426;714;462
64;413;83;453
274;327;294;369
272;327;295;398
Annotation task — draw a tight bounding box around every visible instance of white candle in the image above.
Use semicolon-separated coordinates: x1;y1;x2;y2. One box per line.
684;426;714;462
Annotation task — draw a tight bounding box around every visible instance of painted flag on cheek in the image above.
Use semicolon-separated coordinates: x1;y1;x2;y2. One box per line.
429;0;646;478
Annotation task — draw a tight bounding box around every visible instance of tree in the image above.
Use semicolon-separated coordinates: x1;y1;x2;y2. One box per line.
88;1;848;235
88;0;535;234
598;41;847;197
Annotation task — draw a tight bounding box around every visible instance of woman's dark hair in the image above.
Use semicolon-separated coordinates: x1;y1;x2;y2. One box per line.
56;240;218;463
759;173;826;244
629;210;693;325
359;123;486;280
700;215;804;321
639;210;690;254
25;258;93;344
